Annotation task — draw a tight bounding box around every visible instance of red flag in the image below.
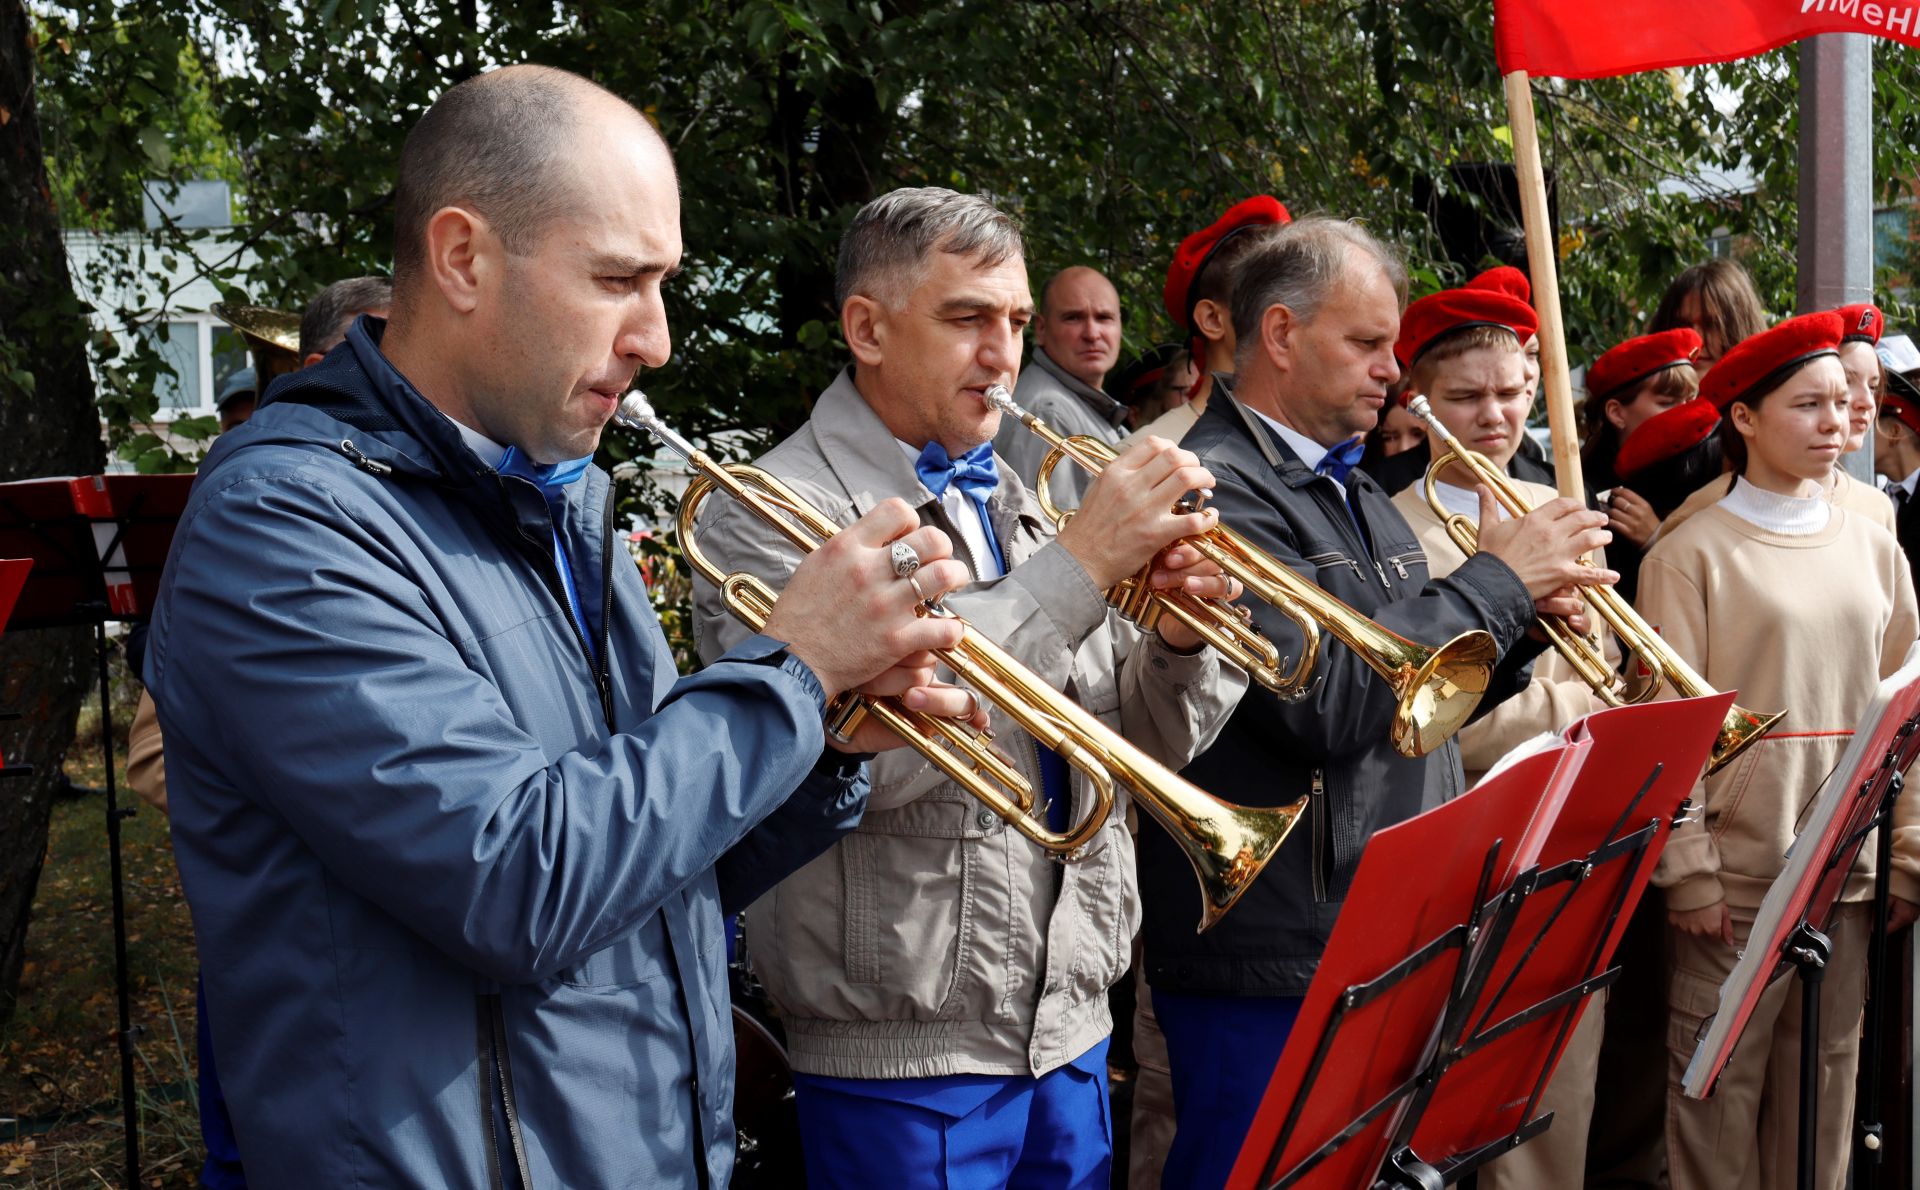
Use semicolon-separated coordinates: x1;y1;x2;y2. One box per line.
1495;0;1920;78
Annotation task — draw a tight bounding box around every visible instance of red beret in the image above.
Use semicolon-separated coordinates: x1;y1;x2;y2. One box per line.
1162;196;1291;331
1395;282;1539;370
1882;385;1920;438
1614;396;1720;481
1469;265;1531;305
1700;311;1846;410
1837;302;1884;345
1587;328;1702;403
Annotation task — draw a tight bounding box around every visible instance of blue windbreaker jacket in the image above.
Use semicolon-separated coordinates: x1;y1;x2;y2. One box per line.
146;318;865;1188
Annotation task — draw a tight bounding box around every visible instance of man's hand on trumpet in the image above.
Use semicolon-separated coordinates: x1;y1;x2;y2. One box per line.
763;498;989;753
1055;436;1239;651
1470;488;1620;619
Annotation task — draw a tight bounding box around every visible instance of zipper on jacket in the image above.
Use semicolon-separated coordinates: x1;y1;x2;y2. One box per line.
1303;550;1365;582
338;438;392;476
477;993;534;1189
1309;768;1328;903
512;479;616;734
1383;550;1420;581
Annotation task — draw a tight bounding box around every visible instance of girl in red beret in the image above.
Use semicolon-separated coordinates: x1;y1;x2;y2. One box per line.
1636;313;1920;1190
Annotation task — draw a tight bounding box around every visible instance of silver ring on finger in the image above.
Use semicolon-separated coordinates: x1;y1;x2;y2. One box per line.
907;573;930;603
890;540;922;578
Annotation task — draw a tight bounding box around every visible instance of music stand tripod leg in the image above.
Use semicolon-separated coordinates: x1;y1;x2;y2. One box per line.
1857;764;1909;1189
92;617;141;1189
1786;920;1833;1190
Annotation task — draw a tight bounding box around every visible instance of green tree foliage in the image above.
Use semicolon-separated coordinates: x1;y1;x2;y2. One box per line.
32;1;1920;473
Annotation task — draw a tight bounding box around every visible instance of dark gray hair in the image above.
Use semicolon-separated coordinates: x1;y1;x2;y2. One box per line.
300;276;394;358
1230;217;1408;370
393;67;658;291
835;187;1025;309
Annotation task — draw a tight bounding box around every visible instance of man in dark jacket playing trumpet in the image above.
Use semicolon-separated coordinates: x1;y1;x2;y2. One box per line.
1137;216;1618;1189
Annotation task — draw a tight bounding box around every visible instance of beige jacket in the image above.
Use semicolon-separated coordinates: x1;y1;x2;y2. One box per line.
694;368;1242;1080
1638;503;1920;912
127;690;169;813
1390;479;1610;780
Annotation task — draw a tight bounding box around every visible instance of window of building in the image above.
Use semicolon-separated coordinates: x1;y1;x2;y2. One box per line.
142;319;203;413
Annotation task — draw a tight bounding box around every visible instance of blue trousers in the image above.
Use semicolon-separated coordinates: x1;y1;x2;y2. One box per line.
1153;991;1301;1190
792;1038;1112;1189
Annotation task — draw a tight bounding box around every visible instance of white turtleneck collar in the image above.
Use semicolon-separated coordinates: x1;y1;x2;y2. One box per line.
1717;475;1832;535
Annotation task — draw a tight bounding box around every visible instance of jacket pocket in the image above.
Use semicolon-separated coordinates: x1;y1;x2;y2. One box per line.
1303;549;1365;586
1381;549;1424;583
840;797;987;1019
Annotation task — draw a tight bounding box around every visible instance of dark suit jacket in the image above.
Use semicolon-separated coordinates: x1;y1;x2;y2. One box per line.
1139;389;1543;996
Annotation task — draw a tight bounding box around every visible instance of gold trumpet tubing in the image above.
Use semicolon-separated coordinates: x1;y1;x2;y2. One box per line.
620;392;1306;926
953;617;1307;931
716;569;1041;819
1032;433;1123;526
1181;519;1499;759
1406;396;1783;774
1433;503;1654;704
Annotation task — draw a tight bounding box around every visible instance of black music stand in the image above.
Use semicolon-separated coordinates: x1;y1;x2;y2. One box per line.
0;474;192;1190
1229;694;1734;1190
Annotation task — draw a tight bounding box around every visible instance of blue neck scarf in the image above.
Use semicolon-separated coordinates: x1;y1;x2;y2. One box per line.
915;440;1004;571
1314;436;1366;486
497;446;596;656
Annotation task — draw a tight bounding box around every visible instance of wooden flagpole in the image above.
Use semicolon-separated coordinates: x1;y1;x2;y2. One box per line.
1502;69;1587;502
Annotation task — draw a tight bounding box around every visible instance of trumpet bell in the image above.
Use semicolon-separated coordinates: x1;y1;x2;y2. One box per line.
1712;705;1787;775
1390;630;1502;759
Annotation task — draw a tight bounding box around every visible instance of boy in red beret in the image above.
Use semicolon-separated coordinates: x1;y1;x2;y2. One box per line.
1363;266;1559;497
1127;196;1290;448
1638;311;1920;1190
1390;284;1615;1190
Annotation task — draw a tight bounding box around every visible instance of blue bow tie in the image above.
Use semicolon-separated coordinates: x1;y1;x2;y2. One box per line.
498;446;594;500
915;441;999;503
1315;437;1366;486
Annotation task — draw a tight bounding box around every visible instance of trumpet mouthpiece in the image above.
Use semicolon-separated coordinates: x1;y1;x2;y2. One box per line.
981;384;1018;415
616;392;656;426
1406;395;1432;419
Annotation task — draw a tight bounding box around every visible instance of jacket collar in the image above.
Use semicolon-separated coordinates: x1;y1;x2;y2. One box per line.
1031;348;1129;430
812;366;1043;522
1204;378;1382;497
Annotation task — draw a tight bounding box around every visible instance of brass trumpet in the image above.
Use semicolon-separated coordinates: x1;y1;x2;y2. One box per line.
616;393;1302;931
983;385;1499;759
1405;395;1783;774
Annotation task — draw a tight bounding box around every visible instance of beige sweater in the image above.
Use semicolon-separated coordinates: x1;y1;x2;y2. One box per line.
1659;466;1895;543
1391;478;1610;780
1637;502;1920;911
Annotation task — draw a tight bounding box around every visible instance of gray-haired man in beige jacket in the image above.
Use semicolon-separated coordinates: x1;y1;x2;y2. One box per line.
695;186;1245;1190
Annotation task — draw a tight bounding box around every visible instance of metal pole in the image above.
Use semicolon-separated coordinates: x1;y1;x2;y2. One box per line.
1797;32;1876;483
94;619;140;1188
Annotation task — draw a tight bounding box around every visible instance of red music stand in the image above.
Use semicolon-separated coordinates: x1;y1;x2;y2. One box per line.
0;557;34;779
0;473;192;1190
1682;645;1920;1190
1228;694;1735;1190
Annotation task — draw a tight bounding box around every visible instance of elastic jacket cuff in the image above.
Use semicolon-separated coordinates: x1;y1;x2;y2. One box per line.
1664;873;1727;914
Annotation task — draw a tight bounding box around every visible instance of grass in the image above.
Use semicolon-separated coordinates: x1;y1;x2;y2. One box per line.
1;673;204;1189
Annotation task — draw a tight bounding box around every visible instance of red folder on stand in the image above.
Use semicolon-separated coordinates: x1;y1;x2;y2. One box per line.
1683;647;1920;1098
0;474;192;625
1229;694;1735;1190
1226;738;1590;1190
0;558;30;633
1409;693;1733;1168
